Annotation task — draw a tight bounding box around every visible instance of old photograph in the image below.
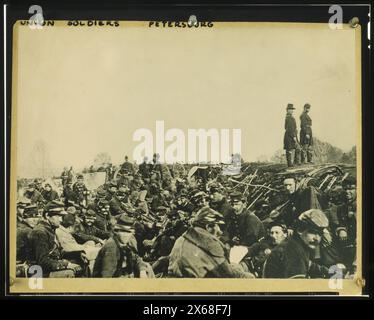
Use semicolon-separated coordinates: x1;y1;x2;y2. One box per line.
9;20;362;293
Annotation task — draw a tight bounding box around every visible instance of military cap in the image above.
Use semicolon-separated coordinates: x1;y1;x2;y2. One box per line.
17;202;27;209
44;200;66;216
17;198;31;208
98;199;109;207
157;206;169;212
67;200;81;209
248;240;272;257
178;189;189;197
167;209;182;218
304;103;311;109
23;204;39;217
108;181;118;188
190;190;207;200
96;189;108;198
114;214;134;232
61;213;76;227
342;175;356;189
254;199;270;210
135;207;147;215
297;209;328;233
66;206;77;215
85;209;97;218
268;221;288;233
286;103;295;110
189;188;200;197
77;174;84;179
192;207;225;227
208;182;224;193
27;182;36;188
229;191;245;202
116;187;129;196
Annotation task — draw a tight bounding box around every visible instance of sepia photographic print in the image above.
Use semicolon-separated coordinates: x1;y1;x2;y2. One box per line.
9;19;363;295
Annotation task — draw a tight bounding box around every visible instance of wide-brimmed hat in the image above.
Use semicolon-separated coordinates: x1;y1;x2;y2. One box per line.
114;214;135;232
286;103;295;110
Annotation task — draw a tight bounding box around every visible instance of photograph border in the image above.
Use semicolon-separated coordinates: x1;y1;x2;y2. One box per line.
4;3;371;297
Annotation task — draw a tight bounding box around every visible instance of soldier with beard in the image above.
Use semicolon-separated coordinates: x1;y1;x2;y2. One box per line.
151;209;188;260
189;190;210;217
208;183;235;240
93;215;154;278
168;207;254;278
94;199;114;232
109;187;134;217
17;202;39;262
175;189;194;214
73;209;110;245
208;183;235;221
263;209;331;278
29;201;82;277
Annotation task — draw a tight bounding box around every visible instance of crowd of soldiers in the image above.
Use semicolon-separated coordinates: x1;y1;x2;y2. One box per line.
16;152;357;279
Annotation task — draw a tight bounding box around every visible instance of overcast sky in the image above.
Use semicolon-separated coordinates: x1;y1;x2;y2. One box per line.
14;21;359;177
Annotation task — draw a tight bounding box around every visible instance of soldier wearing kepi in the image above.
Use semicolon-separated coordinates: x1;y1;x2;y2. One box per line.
73;209;110;245
17;201;39;262
263;209;331;279
62;179;75;207
29;200;82;277
334;176;357;271
93;215;153;278
42;183;60;203
300;103;314;164
224;191;265;247
61;167;69;187
284;103;300;167
168;207;254;278
209;183;235;221
73;174;89;206
24;182;45;208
